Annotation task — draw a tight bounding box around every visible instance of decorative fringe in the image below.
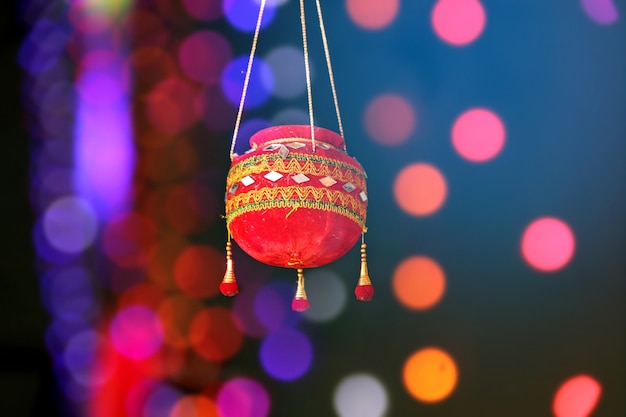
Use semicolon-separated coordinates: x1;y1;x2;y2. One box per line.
354;242;374;301
292;268;310;312
220;240;239;296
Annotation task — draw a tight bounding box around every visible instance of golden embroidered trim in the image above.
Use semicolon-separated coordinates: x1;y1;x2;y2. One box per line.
226;185;367;227
227;199;366;230
227;154;367;191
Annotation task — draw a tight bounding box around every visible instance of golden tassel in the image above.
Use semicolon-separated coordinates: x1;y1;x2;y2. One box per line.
220;239;239;296
292;268;310;312
355;235;374;301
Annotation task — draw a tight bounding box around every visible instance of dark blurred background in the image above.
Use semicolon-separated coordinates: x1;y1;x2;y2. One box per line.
1;0;624;416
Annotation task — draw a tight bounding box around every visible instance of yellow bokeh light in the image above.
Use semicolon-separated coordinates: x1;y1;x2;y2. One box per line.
403;347;458;403
84;0;131;17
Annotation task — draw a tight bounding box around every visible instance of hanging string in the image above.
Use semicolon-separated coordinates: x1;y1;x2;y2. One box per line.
314;0;346;150
299;0;316;153
230;0;268;161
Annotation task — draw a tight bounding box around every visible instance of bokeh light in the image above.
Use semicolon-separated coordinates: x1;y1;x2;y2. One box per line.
221;56;274;109
171;395;220;417
233;118;270;155
260;328;313;381
189;307;244;362
364;94;416;146
18;19;68;75
173;245;224;299
553;375;602;417
521;217;576;272
182;0;224;22
223;0;277;32
302;269;347;323
403;347;458;403
431;0;486;46
145;77;199;134
127;47;177;95
346;0;399;30
43;196;98;254
581;0;619;25
392;256;446;311
102;212;157;268
195;85;238;131
394;163;447;216
63;330;116;387
217;377;271;417
266;46;307;99
43;265;99;323
271;107;309;126
143;383;182;417
120;9;169;50
178;31;232;85
254;281;301;331
452;108;505;162
333;373;388;417
110;305;164;360
232;285;269;338
157;294;203;349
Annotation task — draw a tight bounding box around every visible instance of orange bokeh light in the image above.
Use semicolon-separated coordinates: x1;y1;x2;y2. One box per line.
170;395;220;417
147;234;188;292
553;375;602;417
364;94;416;146
394;163;447;216
157;294;203;349
346;0;399;30
173;245;224;299
393;256;446;310
189;307;244;362
403;347;458;403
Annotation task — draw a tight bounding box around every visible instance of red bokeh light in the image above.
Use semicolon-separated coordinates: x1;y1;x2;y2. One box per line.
553;375;602;417
145;77;199;134
173;245;224;299
189;307;244;362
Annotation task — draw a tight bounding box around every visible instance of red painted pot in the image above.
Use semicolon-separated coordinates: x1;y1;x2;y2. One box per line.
225;125;368;269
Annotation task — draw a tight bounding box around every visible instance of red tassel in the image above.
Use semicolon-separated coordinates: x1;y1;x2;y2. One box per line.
220;281;239;297
354;284;374;301
291;298;310;312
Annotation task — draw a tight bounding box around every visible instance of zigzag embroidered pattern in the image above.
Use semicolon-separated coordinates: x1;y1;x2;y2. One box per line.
227;154;367;191
226;186;367;227
226;199;366;230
